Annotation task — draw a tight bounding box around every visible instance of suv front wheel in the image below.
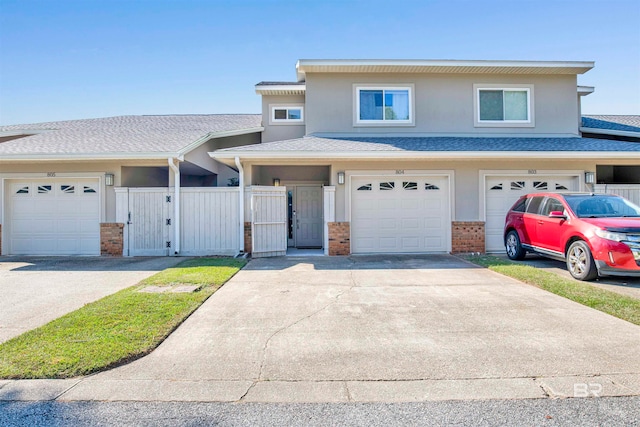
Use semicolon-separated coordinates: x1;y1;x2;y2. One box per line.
566;240;598;281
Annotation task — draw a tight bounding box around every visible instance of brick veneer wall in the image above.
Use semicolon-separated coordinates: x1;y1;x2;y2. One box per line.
100;223;124;256
451;221;485;254
244;222;252;254
328;222;351;256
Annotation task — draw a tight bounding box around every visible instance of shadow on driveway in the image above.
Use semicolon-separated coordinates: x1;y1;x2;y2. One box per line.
245;254;484;271
0;256;187;272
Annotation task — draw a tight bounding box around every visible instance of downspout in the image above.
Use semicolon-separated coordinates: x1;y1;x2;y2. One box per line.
168;158;181;255
235;156;245;255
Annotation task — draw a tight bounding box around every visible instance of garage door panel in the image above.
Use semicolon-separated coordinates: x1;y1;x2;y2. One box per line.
401;199;420;210
351;175;450;254
7;179;101;255
401;236;419;249
379;218;397;229
401;218;419;229
484;175;578;252
379;237;398;249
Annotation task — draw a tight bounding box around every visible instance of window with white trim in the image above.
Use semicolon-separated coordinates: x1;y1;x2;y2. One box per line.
270;106;304;124
355;85;413;125
474;84;534;127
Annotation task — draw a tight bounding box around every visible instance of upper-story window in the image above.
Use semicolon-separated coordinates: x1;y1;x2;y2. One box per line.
270;105;304;125
473;84;534;128
354;84;414;126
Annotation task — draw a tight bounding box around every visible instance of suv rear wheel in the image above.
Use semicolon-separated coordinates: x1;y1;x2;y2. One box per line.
505;230;526;260
566;240;598;281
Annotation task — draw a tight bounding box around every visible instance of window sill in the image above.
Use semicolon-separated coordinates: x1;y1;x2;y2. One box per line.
269;121;305;126
474;121;535;128
353;122;416;128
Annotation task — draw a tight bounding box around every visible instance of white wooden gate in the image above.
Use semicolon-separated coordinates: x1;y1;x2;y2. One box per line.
115;188;172;256
251;186;287;258
594;184;640;206
180;188;240;256
116;187;241;256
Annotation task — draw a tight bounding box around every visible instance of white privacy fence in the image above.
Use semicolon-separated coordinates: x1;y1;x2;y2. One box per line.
116;187;240;256
594;184;640;206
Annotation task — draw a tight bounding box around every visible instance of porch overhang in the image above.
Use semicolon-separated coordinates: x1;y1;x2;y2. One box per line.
209;135;640;167
210;150;640;167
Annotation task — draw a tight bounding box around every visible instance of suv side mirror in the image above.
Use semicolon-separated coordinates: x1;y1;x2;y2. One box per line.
549;211;567;219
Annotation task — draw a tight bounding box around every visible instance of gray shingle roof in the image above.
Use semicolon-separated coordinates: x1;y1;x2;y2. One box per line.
582;115;640;133
0;114;262;157
216;135;640;153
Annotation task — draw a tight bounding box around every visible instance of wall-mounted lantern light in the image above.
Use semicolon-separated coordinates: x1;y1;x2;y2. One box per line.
105;173;115;186
337;172;345;185
273;178;281;187
584;171;595;184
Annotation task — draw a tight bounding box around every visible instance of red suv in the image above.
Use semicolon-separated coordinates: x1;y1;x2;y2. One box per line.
504;192;640;280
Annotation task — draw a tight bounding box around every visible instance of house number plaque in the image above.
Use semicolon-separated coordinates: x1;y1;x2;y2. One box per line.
395;170;405;174
47;172;56;177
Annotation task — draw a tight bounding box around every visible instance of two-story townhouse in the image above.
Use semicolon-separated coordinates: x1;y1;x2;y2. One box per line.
211;59;640;257
2;58;639;258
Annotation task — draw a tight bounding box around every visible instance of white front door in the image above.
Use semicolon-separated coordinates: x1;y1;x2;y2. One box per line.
351;175;450;254
6;179;100;255
484;175;579;252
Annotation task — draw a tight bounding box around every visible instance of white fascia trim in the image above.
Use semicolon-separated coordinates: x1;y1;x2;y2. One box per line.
0;152;184;161
255;85;306;94
211;150;640;160
580;127;640;138
296;59;595;79
298;59;595;68
177;127;265;156
577;86;595;95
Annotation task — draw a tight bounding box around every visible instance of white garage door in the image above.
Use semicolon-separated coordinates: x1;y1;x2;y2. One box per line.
484;175;579;252
351;175;450;253
6;179;101;255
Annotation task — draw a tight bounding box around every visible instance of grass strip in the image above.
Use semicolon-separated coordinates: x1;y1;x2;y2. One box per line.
462;254;640;326
0;257;245;379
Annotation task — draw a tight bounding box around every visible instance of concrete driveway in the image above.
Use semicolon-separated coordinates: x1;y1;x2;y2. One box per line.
0;256;184;343
51;254;640;403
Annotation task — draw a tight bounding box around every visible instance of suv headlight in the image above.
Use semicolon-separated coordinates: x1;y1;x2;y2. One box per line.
595;229;627;242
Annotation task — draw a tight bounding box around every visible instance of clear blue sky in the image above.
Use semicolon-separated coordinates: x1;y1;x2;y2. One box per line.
1;0;639;125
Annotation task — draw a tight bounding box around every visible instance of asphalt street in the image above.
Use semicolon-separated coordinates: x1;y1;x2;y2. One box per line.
1;397;639;426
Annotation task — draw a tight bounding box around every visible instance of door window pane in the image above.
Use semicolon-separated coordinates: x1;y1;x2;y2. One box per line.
526;196;544;214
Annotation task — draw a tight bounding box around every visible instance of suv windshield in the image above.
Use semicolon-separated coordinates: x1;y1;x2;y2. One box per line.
564;195;640;218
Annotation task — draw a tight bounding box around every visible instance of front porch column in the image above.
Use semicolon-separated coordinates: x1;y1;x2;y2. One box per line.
323;186;336;255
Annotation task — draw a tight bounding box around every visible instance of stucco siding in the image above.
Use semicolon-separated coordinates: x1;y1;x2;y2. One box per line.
261;95;306;142
239;158;640;226
305;73;579;136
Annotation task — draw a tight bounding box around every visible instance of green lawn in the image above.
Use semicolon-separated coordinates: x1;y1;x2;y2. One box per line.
0;257;245;379
463;255;640;326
